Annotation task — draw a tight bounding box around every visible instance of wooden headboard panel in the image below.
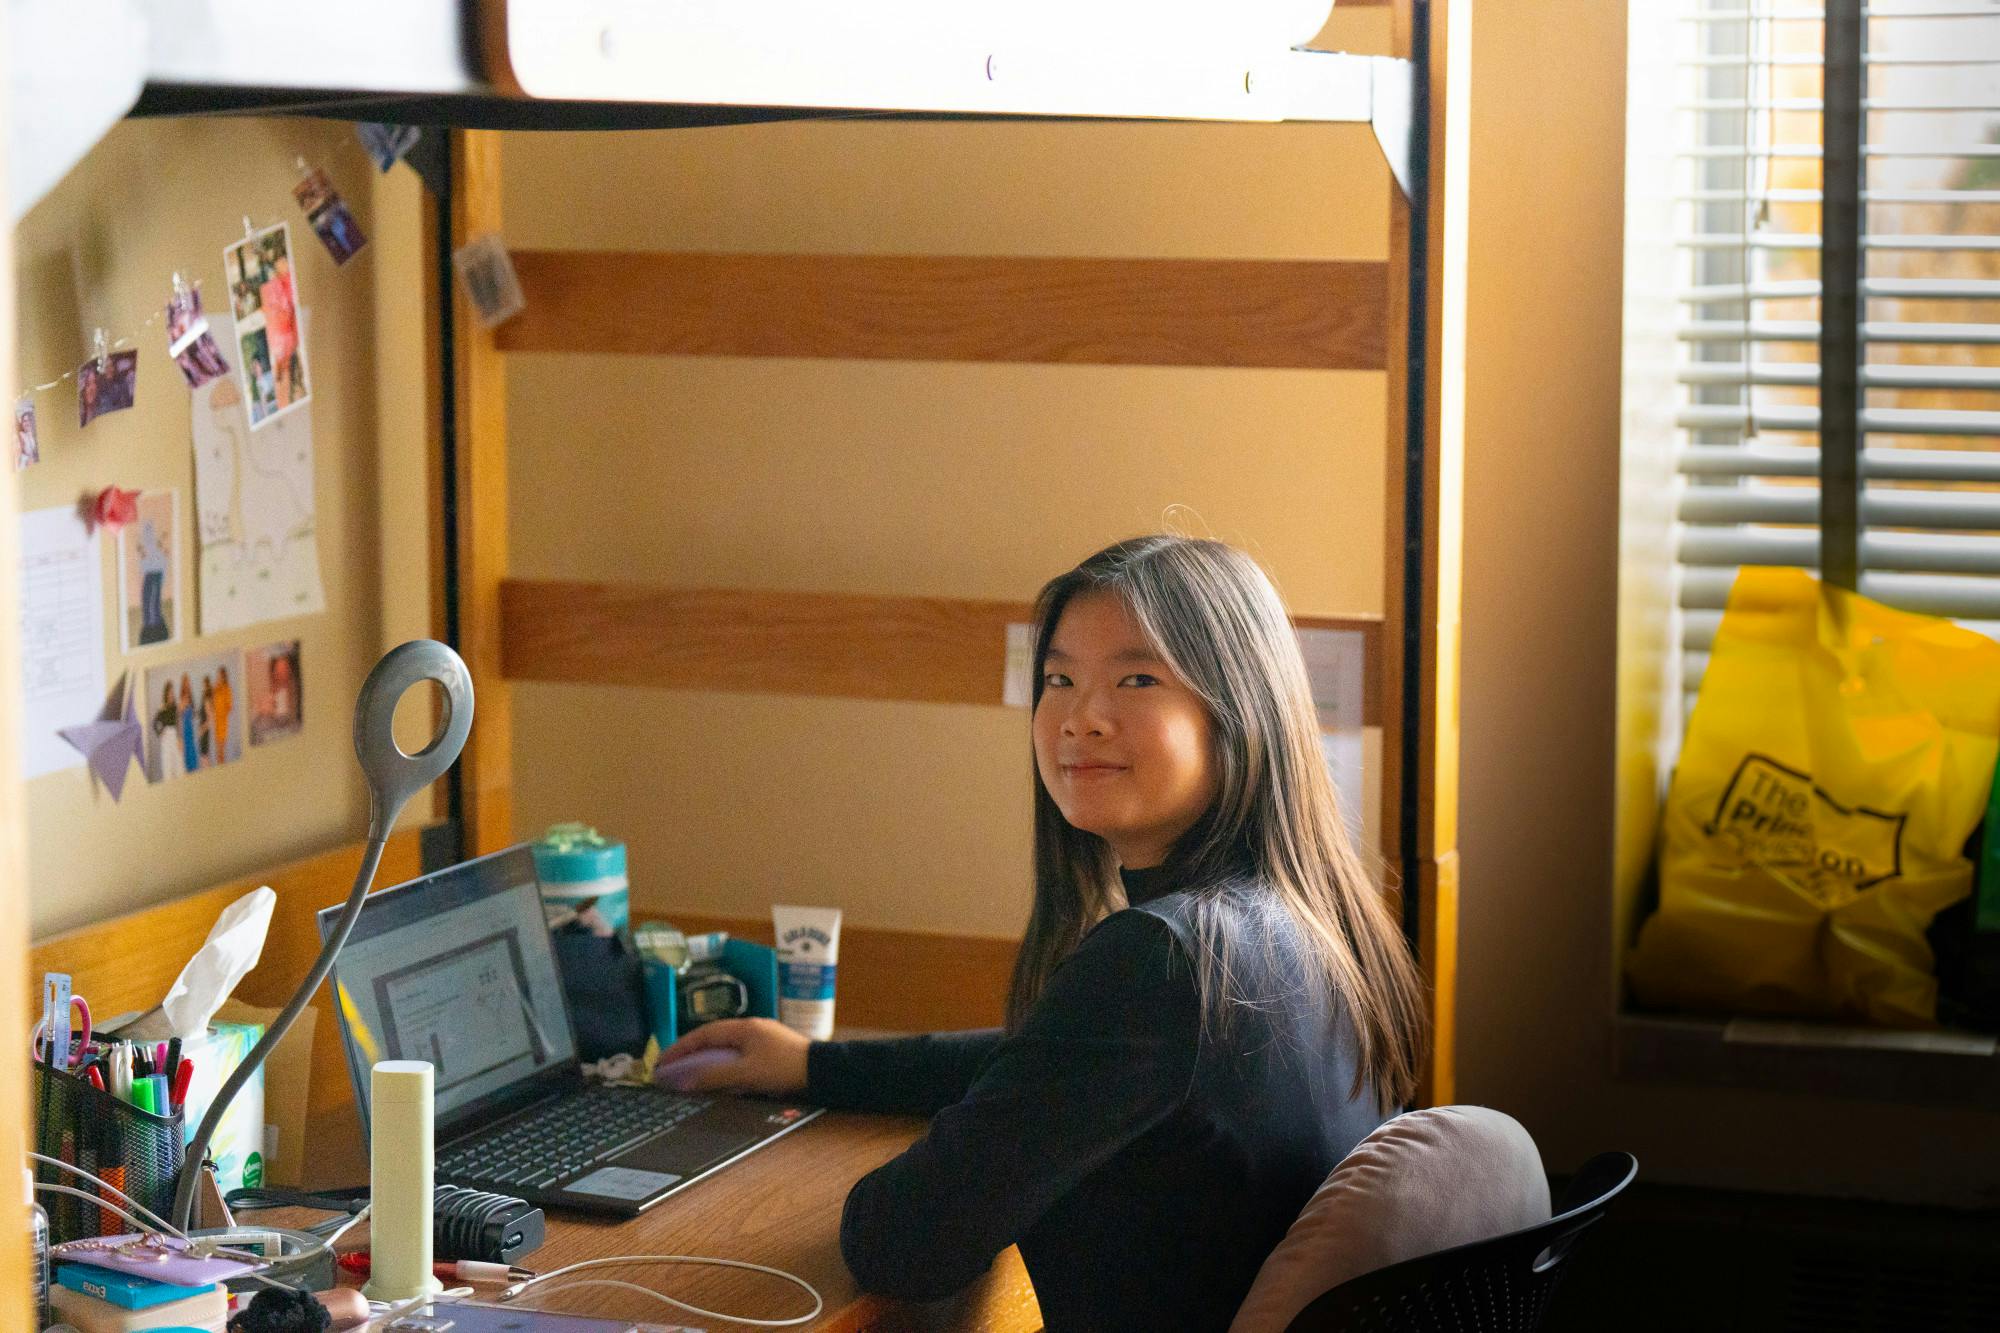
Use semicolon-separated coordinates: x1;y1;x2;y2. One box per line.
27;828;427;1138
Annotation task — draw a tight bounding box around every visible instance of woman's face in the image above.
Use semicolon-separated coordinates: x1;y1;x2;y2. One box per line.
1032;591;1218;869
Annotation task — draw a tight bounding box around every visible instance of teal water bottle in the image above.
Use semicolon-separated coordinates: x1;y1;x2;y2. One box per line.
531;823;631;935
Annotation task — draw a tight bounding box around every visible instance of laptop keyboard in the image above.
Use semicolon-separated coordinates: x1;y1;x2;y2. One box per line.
438;1086;710;1192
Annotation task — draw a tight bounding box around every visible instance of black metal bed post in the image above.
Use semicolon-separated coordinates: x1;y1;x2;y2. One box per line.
1820;0;1864;592
430;130;468;868
1398;0;1433;949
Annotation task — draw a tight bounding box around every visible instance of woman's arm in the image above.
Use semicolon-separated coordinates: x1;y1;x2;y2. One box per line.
656;1020;1003;1117
807;1030;1003;1116
837;910;1199;1301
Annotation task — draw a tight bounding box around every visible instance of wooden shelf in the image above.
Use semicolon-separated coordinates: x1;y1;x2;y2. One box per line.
500;577;1383;719
1615;1014;2000;1110
496;252;1390;371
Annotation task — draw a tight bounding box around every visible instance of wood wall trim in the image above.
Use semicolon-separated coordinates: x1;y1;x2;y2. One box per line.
642;909;1020;1036
451;130;516;856
28;829;429;1131
495;251;1389;372
500;577;1384;723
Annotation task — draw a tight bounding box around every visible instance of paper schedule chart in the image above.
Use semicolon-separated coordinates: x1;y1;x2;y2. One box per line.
21;505;106;779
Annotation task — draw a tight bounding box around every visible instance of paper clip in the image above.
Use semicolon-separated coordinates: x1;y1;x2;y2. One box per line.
243;215;257;242
92;328;109;373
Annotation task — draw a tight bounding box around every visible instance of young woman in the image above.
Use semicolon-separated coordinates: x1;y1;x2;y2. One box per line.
661;536;1429;1331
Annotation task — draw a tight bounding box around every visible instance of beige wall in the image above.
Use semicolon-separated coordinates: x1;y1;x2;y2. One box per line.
14;117;432;938
1456;0;2000;1206
503;11;1397;939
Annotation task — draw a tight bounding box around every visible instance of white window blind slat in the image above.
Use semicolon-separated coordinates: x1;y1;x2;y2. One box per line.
1678;363;2000;390
1682;277;2000;300
1678;443;2000;481
1676;404;2000;435
1681;320;2000;344
1676;486;2000;530
1679;529;2000;575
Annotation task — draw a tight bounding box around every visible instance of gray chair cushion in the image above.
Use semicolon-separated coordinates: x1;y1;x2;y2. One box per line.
1228;1105;1551;1333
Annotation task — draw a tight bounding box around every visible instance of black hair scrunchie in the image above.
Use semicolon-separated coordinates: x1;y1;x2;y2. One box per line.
227;1284;333;1333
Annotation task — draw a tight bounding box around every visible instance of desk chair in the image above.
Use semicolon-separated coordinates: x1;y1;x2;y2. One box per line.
1230;1107;1636;1333
1279;1149;1638;1331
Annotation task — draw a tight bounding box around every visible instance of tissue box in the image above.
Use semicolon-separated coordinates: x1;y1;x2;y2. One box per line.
177;1019;265;1193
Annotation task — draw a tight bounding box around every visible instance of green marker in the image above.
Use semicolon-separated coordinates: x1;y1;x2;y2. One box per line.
130;1077;155;1115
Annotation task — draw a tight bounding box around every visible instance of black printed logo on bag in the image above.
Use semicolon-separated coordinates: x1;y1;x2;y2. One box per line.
1705;753;1906;907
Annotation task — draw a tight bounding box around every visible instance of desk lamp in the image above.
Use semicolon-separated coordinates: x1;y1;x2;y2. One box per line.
169;640;475;1231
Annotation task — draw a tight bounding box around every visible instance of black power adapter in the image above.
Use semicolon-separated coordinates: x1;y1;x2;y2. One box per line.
433;1183;543;1265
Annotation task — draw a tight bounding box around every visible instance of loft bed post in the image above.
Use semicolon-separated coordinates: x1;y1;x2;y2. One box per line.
447;129;516;858
1384;0;1461;1107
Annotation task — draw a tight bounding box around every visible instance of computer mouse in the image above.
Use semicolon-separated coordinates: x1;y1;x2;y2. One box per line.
653;1046;742;1090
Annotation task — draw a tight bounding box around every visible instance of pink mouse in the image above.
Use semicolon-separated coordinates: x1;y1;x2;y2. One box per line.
654;1046;742;1091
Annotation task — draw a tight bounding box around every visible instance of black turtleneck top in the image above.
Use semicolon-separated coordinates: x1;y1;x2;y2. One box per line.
804;864;1386;1332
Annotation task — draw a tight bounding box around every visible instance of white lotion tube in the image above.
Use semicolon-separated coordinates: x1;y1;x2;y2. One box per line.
362;1060;443;1303
773;905;843;1040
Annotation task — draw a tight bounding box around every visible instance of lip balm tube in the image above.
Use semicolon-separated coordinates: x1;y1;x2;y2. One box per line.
772;906;842;1040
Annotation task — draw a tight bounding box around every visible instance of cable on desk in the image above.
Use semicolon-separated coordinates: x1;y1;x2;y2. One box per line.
499;1254;824;1328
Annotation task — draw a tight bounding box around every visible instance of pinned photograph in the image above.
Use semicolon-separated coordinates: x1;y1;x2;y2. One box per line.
144;647;246;782
224;222;311;429
117;490;181;651
166;282;231;388
453;232;526;329
356;122;420;172
294;167;368;265
77;349;138;427
245;639;303;746
14;397;39;469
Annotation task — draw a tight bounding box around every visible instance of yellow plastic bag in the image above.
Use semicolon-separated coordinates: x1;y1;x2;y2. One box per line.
1628;567;2000;1026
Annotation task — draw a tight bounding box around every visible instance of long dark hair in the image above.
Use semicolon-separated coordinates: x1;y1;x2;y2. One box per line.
1007;536;1429;1110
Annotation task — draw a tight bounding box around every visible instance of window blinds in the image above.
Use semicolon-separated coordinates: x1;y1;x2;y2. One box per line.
1670;0;2000;697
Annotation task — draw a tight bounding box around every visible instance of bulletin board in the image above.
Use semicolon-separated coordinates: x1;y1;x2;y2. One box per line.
13;114;435;939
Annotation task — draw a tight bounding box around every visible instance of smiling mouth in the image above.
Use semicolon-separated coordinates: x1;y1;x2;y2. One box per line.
1062;764;1128;777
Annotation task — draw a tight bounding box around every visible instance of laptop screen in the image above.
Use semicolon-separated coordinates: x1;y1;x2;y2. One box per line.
320;845;577;1134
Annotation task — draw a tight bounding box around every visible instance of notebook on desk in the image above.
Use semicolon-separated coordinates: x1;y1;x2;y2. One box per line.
318;844;822;1217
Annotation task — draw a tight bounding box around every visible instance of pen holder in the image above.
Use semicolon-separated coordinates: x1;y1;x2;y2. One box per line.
30;1063;185;1244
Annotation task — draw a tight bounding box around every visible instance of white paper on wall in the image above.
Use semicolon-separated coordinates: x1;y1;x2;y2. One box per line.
21;505;107;779
191;328;326;634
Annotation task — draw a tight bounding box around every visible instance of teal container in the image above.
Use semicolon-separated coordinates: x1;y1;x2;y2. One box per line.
531;822;630;934
639;934;779;1047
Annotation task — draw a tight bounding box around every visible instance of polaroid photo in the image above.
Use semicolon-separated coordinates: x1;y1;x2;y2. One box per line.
77;349;138;427
144;647;247;782
245;639;304;747
356;122;420;172
117;490;181;652
453;233;526;329
166;284;231;389
14;397;38;469
223;222;311;430
294;168;368;266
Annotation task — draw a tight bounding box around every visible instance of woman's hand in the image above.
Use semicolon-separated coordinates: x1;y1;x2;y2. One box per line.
656;1017;810;1095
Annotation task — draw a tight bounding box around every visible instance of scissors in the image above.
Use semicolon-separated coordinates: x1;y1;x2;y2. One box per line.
31;976;92;1070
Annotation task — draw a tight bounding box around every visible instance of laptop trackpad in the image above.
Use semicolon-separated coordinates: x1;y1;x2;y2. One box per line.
618;1124;759;1177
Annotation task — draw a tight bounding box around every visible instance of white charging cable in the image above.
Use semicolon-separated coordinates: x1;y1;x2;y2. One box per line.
499;1254;824;1328
28;1152;326;1294
29;1152;187;1237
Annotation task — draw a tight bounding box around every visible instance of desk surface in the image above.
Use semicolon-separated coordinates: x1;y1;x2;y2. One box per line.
289;1108;1041;1332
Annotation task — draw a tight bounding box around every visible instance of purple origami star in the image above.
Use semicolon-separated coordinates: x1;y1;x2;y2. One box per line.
58;673;144;801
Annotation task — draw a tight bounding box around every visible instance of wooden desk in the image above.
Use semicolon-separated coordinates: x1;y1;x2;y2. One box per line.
289;1108;1041;1332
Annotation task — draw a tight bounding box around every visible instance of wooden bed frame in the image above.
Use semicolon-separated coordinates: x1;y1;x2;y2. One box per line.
9;8;1462;1303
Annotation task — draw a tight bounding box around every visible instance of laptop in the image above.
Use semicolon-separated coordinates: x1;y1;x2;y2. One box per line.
318;844;822;1216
